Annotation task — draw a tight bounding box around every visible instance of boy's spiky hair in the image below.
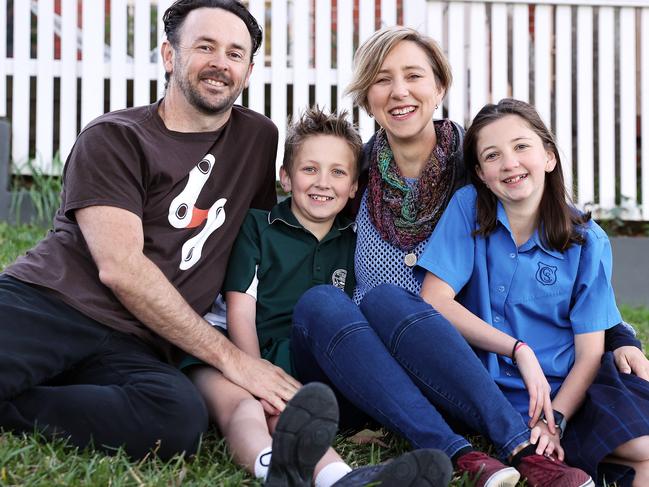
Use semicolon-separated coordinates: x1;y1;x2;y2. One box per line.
282;105;363;180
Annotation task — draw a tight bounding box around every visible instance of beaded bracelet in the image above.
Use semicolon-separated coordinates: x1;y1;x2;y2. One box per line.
511;340;526;365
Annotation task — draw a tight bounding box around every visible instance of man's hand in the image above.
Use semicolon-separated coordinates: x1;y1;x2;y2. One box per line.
221;351;301;413
614;346;649;381
260;399;281;417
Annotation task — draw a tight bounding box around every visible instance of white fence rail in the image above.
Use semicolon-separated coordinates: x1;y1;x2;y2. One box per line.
1;0;648;219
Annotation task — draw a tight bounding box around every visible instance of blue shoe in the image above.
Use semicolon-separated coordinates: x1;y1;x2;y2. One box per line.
265;382;339;487
332;449;452;486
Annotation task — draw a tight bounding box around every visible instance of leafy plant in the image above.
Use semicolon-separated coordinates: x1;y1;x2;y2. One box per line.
596;218;649;237
10;153;63;225
585;197;649;237
0;222;48;269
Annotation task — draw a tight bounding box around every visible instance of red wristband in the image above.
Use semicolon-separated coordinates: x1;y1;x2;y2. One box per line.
512;340;526;365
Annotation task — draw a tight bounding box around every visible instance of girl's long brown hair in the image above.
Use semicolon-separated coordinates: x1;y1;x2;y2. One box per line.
464;99;590;251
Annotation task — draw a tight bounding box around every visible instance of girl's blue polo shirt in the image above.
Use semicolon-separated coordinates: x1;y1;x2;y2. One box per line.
417;185;622;416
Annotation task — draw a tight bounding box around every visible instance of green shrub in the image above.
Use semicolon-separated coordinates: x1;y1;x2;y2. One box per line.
10;153;63;225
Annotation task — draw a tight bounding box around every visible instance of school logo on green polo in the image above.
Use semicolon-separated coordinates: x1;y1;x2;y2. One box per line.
332;269;347;289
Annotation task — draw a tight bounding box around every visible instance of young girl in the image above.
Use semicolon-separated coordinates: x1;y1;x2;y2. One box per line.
417;98;649;486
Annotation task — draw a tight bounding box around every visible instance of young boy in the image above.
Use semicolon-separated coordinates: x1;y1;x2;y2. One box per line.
184;107;452;487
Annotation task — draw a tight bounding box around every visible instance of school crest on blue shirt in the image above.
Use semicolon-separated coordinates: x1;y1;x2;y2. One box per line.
536;262;557;286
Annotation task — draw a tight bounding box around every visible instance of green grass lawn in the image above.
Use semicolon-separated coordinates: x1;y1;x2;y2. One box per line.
1;223;648;486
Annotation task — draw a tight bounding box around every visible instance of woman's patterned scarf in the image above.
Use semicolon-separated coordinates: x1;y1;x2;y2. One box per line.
367;120;456;251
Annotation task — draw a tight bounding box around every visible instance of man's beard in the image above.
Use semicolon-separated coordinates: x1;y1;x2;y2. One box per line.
176;69;242;115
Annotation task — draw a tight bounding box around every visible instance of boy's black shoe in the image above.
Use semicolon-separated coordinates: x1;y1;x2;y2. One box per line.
333;449;453;487
265;382;339;487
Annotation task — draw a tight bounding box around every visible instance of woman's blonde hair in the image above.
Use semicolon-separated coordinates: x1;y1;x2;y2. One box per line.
346;26;453;114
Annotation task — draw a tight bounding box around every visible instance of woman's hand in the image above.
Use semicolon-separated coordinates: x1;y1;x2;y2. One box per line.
529;422;564;460
515;345;555;432
614;346;649;381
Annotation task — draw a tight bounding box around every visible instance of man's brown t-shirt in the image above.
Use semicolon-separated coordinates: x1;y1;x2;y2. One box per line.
5;101;278;356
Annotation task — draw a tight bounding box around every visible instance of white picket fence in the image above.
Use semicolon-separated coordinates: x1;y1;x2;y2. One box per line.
1;0;648;219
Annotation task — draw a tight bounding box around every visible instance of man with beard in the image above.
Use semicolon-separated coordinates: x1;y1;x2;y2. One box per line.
0;0;301;461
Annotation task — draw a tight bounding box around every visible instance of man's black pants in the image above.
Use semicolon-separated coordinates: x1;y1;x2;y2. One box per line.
0;275;208;460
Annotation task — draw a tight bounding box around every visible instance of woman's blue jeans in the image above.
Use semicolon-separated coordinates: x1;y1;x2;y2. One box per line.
291;283;530;460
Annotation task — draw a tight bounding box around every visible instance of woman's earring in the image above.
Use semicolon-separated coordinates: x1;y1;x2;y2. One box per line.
435;104;439;111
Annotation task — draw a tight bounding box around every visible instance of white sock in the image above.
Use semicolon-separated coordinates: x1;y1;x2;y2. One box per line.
314;461;353;487
253;446;273;481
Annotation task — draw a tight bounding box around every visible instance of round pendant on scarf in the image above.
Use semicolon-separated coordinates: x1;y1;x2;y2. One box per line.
404;253;417;267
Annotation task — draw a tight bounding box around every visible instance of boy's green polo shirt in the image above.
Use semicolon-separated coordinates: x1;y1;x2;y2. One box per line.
223;198;357;376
